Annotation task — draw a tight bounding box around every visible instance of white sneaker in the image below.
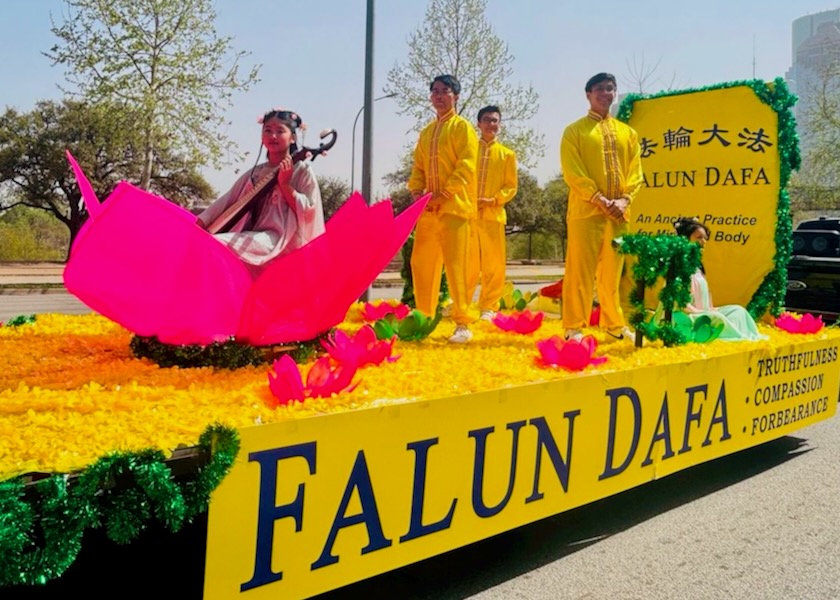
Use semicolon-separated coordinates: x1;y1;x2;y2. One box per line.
564;328;583;342
448;325;473;343
480;310;496;322
606;326;636;342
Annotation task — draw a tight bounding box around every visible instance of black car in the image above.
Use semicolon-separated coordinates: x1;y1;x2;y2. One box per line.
785;217;840;322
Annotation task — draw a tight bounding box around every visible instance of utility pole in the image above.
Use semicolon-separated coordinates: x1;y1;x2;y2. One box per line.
360;0;375;302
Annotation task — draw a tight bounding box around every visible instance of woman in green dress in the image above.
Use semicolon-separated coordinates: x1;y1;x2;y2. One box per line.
670;217;765;341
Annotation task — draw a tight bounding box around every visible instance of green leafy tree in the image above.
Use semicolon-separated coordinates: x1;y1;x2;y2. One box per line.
384;0;543;168
784;40;840;216
542;173;569;248
503;169;567;261
319;176;352;221
46;0;260;189
503;172;568;261
0;99;212;255
0;206;69;261
381;152;415;215
505;170;546;236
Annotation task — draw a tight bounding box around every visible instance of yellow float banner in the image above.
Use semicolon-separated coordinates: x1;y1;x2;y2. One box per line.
205;338;838;599
626;85;780;307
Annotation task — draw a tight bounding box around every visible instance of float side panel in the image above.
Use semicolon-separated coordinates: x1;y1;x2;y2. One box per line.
205;337;838;599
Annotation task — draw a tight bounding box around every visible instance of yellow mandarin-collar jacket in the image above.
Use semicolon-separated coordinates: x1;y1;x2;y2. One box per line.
409;109;479;219
477;138;518;224
560;110;644;221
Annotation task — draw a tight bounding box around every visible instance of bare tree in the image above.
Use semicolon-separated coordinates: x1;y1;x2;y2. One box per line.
384;0;543;168
790;47;840;212
46;0;260;189
621;53;679;95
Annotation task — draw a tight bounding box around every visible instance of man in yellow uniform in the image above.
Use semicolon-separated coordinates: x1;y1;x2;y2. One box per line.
466;105;518;321
560;72;644;342
408;74;479;343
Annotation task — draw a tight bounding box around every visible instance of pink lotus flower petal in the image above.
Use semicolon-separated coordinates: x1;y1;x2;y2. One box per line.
557;342;591;370
535;334;607;371
350;325;398;367
492;310;544;334
361;302;411;322
322;329;364;366
306;356;358;398
535;335;563;365
355;324;377;345
321;325;399;368
492;313;517;332
267;355;306;406
775;312;824;334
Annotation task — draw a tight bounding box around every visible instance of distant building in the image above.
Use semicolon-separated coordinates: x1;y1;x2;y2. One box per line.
786;9;840;152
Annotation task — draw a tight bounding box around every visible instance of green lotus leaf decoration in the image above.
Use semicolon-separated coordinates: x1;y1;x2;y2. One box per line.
499;282;537;312
373;309;441;341
672;312;724;345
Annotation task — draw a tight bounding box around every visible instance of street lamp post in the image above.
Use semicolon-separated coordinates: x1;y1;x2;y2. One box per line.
350;92;396;193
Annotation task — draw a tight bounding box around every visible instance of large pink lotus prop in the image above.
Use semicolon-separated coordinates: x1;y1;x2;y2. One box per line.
63;152;428;346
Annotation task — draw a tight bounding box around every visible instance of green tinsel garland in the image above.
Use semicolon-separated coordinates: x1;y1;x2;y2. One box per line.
617;77;801;319
0;423;239;587
130;333;327;368
617;234;703;345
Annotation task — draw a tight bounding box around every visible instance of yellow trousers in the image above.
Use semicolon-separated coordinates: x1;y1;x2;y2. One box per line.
466;219;507;312
563;214;627;331
411;211;473;325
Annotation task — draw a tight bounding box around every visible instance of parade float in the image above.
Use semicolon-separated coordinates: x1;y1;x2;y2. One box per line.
1;79;838;599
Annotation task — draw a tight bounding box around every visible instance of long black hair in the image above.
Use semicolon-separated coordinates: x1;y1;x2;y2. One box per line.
249;108;305;184
260;109;303;155
673;217;710;273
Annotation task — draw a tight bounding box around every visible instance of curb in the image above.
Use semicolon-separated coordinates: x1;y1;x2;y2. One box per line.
1;277;562;295
0;285;68;295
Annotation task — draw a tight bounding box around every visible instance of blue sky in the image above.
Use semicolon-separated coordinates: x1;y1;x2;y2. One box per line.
1;1;836;198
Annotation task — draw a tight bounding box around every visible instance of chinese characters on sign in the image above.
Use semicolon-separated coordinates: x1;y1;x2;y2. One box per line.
640;123;773;157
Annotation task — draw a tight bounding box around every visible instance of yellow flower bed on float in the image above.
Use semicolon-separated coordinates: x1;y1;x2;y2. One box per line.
1;310;835;481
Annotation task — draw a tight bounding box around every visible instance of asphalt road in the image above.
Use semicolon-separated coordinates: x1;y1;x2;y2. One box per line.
0;283;549;322
0;290;92;321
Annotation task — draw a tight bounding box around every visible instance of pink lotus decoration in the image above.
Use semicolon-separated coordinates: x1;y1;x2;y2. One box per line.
62;152;429;346
361;302;411;322
321;325;399;368
492;309;544;334
774;312;824;334
267;354;358;406
535;335;608;371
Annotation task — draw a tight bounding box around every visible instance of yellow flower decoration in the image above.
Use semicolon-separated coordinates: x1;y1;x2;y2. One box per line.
0;313;834;482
